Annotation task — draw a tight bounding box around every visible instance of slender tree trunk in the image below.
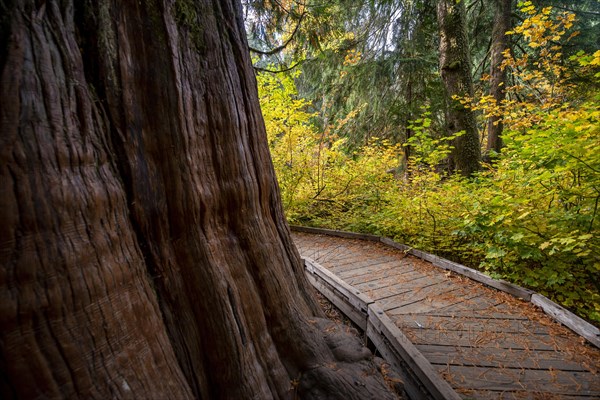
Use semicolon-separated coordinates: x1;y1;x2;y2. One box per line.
437;0;481;176
0;1;398;399
486;0;512;159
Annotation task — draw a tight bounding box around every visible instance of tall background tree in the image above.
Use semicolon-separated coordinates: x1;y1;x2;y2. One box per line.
485;0;512;158
0;0;399;398
436;0;481;176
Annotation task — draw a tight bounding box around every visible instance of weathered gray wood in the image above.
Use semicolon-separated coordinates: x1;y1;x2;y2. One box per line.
416;344;590;371
531;294;600;348
437;364;600;395
421;294;534;320
305;245;360;265
291;225;381;241
367;304;462;400
332;257;399;277
383;283;470;313
402;326;571;351
424;310;532;321
324;252;384;268
356;269;426;291
358;275;446;302
316;248;369;265
303;257;375;332
454;390;592;400
405;248;535;301
399;314;551;335
295;231;600;399
428;257;535;301
303;258;461;400
305;273;370;330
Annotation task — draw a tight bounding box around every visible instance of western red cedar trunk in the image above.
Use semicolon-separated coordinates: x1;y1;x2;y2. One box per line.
0;1;398;399
486;0;512;158
437;0;481;176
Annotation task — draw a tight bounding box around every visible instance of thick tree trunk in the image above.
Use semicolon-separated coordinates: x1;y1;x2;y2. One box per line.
485;0;512;158
437;0;481;176
0;1;398;399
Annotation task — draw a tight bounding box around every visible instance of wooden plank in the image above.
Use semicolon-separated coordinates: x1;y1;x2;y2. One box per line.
378;236;536;301
400;326;571;351
305;246;360;265
316;246;367;263
349;261;419;282
415;344;591;371
332;256;399;276
531;294;600;348
336;263;408;286
417;252;534;301
423;310;531;321
437;364;600;396
383;283;470;313
367;303;462;400
335;253;401;267
356;268;425;290
290;225;381;241
397;314;551;335
420;294;532;320
357;273;440;299
390;290;503;316
364;274;449;300
302;229;535;302
455;389;596;400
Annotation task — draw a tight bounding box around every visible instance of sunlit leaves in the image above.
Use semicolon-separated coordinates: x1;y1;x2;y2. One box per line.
258;70;400;225
257;4;600;325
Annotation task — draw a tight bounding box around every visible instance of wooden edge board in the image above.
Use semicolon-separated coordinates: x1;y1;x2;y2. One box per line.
294;225;600;349
306;274;369;330
426;255;534;301
302;257;462;400
304;257;373;312
382;244;534;301
531;294;600;348
368;304;462;400
380;237;411;252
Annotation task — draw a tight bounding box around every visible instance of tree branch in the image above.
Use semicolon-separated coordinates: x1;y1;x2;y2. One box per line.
253;59;306;73
249;12;306;56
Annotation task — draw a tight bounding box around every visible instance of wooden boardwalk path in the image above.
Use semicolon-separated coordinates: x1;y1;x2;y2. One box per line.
292;231;600;400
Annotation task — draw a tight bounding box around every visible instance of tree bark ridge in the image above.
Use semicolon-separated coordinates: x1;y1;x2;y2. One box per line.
1;2;194;398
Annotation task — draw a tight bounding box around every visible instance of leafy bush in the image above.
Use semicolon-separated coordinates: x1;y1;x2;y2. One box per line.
257;10;600;324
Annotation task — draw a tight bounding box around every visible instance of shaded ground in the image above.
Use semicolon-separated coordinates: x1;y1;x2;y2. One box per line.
316;292;406;399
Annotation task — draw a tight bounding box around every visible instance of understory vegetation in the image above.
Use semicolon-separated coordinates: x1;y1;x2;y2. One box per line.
257;4;600;325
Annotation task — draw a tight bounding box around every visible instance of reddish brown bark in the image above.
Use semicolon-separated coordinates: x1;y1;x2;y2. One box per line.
0;1;398;399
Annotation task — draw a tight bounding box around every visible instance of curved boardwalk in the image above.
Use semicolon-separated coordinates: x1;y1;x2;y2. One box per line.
292;231;600;400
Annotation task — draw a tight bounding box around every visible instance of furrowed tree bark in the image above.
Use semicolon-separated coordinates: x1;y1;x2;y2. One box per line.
0;1;399;399
437;0;481;176
485;0;512;159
